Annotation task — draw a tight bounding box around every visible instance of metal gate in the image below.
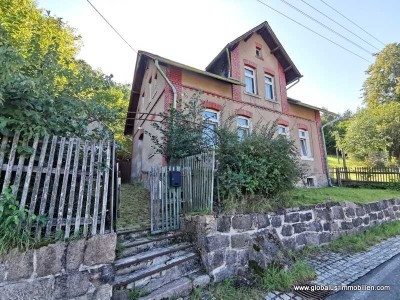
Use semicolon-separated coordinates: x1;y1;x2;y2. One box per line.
149;166;182;234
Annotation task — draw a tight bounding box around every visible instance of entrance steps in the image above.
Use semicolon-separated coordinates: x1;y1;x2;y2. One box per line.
113;228;209;299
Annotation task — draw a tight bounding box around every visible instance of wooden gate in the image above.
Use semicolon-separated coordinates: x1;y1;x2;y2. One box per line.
149;151;215;234
179;151;215;213
149;166;181;234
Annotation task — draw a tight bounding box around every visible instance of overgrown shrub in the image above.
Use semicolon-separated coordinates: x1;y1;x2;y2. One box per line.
147;93;212;163
0;188;46;255
216;121;305;211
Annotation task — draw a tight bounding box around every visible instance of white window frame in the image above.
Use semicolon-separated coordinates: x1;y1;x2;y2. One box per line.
277;125;289;137
298;129;313;160
244;67;257;94
237;116;251;141
203;109;219;146
264;74;275;101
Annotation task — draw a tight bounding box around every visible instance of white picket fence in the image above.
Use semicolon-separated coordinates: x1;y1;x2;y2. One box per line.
0;132;118;239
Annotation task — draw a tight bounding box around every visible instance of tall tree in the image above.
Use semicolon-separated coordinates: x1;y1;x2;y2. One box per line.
363;43;400;106
0;0;131;157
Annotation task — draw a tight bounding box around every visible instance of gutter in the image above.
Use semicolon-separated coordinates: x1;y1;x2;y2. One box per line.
286;77;301;90
321;115;341;187
155;59;177;109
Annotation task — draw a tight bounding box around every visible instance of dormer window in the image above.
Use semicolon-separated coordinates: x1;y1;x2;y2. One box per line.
244;67;256;94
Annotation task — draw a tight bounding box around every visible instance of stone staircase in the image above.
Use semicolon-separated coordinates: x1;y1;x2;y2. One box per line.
113;227;210;300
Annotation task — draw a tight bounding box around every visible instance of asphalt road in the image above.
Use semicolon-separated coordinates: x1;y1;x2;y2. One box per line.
327;253;400;300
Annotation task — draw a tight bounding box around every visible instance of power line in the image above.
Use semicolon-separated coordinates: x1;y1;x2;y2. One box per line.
299;0;380;51
86;0;138;53
277;0;372;55
319;0;385;46
254;0;372;63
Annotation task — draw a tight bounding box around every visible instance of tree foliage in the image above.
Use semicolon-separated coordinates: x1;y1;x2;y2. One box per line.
340;44;400;165
0;0;131;157
363;43;400;106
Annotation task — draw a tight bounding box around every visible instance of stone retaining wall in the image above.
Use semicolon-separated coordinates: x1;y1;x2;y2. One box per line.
0;233;116;300
181;198;400;282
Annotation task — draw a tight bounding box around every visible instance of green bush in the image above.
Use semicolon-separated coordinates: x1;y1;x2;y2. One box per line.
216;122;305;211
0;188;46;255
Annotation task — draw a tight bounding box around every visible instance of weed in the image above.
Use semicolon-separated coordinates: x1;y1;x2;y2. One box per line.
0;187;47;255
258;261;316;292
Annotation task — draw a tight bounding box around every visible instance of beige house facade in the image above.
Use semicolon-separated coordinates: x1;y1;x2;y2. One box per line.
124;22;330;187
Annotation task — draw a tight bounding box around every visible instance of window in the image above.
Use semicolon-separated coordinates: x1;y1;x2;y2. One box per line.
299;129;312;159
203;110;219;146
278;125;288;137
264;75;274;100
256;48;262;58
237;117;250;141
244;67;256;94
306;177;316;187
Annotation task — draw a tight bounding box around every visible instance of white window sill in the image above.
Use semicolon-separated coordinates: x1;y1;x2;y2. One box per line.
265;98;279;104
301;156;314;161
243;91;262;99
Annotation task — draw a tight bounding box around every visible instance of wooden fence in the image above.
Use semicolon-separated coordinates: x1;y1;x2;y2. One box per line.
0;132;118;240
178;151;215;213
331;167;400;185
149;151;215;233
149;166;182;234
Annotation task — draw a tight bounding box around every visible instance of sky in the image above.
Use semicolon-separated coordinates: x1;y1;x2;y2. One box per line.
37;0;400;114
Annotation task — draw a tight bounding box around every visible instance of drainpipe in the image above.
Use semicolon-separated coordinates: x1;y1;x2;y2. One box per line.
322;115;341;186
155;59;177;109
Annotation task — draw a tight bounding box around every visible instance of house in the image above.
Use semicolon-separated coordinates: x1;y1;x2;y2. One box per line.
124;21;330;187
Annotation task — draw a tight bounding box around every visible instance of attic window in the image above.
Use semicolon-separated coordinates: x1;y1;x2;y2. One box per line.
256;48;262;58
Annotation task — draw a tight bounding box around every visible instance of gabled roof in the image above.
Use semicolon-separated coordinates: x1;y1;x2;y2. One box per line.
124;51;244;135
206;21;302;85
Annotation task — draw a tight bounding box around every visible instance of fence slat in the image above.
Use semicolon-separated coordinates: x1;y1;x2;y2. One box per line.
36;136;57;237
65;139;81;239
83;142;96;236
45;137;66;237
20;135;41;209
110;141;116;231
56;138;75;233
91;140;104;235
74;141;89;237
0;136;9;172
100;141;111;234
2;132;20;190
12;140;28;197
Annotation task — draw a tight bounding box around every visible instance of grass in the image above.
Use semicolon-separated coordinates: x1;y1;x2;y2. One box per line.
288;187;400;207
190;279;265;300
327;154;365;169
327;220;400;253
258;261;316;292
292;220;400;259
118;183;150;230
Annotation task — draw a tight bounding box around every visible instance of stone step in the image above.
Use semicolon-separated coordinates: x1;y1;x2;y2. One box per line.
114;252;200;290
117;227;151;241
120;232;186;257
138;273;211;300
114;243;193;274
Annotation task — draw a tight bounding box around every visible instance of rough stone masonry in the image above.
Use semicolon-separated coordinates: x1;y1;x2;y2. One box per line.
181;198;400;283
0;233;116;300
